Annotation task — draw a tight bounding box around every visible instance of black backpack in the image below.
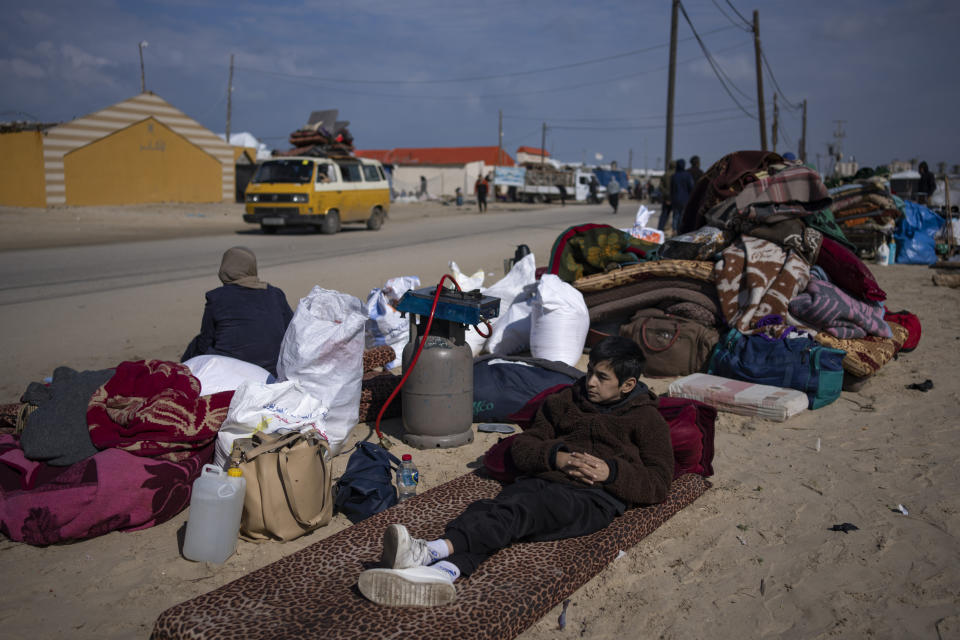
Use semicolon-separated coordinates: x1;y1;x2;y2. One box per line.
334;441;400;523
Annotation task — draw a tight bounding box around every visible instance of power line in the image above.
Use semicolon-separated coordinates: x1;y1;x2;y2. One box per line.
504;106;747;123
235;24;739;86
761;49;801;111
711;0;751;32
550;112;753;131
677;0;756;119
236;40;750;103
724;0;753;29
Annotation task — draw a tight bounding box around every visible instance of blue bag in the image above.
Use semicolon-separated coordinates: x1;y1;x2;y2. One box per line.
707;328;845;409
894;199;944;265
334;441;400;523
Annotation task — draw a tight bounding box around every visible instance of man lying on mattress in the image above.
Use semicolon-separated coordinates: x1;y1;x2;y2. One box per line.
358;335;675;607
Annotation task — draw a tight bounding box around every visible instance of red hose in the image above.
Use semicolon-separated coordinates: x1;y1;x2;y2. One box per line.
374;274;462;443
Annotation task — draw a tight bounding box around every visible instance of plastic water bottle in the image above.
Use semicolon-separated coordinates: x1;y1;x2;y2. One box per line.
876;242;889;266
888;238;896;265
397;454;420;502
183;465;246;563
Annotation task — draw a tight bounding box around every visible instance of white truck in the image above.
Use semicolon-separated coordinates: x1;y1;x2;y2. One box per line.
494;165;601;203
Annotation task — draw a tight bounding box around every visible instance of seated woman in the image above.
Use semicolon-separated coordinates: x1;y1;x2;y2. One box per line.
181;246;293;376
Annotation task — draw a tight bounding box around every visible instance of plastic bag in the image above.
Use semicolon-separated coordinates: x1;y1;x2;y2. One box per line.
465;253;538;356
277;287;367;456
365;276;420;370
529;274;590;366
184;355;274;396
214;379;328;467
894;200;944;265
448;261;485;291
487;285;535;356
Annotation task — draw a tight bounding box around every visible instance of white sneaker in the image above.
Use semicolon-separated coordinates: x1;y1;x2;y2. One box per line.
381;524;433;569
358;566;456;607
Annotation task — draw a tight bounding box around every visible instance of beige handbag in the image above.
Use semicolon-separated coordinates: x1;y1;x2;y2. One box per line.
230;430;333;542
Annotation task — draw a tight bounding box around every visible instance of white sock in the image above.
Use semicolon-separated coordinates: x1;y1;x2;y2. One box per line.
426;539;450;561
432;560;460;581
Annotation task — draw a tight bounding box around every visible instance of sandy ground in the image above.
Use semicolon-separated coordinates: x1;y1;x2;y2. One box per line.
1;203;959;639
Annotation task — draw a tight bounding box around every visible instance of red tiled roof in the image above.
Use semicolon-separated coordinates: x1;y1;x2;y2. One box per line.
516;146;549;157
353;149;392;163
354;146;514;166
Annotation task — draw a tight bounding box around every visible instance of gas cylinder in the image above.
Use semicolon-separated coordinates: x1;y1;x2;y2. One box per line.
401;321;474;449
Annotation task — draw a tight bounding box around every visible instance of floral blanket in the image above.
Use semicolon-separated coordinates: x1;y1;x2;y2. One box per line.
0;433;212;545
87;360;232;462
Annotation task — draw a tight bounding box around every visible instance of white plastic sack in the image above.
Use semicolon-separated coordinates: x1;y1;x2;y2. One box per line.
214;379;328;467
464;253;537;356
276;286;366;456
487;292;534;356
183;355;274;396
448;261;485;291
529;274;590;367
365;276;420;370
634;204;655;228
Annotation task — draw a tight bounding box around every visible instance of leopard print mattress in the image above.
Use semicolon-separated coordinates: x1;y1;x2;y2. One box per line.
152;472;710;640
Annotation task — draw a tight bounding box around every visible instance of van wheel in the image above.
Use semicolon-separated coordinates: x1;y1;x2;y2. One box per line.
320;210;341;235
366;207;385;230
261;224;277;234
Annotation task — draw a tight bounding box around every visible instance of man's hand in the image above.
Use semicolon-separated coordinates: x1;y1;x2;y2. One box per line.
557;451;610;485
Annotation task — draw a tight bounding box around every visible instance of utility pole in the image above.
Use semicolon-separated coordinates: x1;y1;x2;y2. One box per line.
752;11;767;151
225;54;234;147
497;109;503;165
664;0;679;179
771;93;778;153
800;99;807;163
628;148;633;177
540;122;546;165
138;41;148;93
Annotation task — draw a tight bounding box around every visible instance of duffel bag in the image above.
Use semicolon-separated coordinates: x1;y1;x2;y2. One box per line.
620;308;719;377
707;328;845;409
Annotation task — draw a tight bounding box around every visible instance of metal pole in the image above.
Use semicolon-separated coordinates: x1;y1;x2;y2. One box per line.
497;109;503;165
772;93;778;153
225;54;234;147
664;0;679;176
800;99;808;163
753;11;767;151
138;41;147;93
540;122;546;165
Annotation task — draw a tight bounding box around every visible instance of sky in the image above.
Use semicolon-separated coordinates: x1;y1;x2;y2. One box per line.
2;0;958;173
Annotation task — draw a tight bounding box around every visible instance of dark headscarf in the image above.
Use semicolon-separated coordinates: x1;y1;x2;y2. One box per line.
218;246;267;289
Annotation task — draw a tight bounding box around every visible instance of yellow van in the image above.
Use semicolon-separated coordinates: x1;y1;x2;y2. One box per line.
243;156;390;234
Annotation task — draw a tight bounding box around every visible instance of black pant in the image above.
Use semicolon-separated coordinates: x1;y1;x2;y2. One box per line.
443;477;624;577
609;193;620;214
478;193;487;212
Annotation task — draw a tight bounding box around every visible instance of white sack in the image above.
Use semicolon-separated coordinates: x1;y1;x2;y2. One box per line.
464;253;537;356
487;292;534;356
448;261;485;291
365;275;420;370
214;379;328;467
529;274;590;367
276;286;366;455
183;355;274;396
634;204;655;228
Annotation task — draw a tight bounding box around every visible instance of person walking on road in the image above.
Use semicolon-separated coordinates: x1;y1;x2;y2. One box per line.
658;161;675;232
475;174;489;212
670;158;695;234
607;175;621;214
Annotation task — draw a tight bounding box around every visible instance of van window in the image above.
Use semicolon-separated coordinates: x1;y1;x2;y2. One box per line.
252;159;314;184
316;164;337;183
338;163;363;182
362;165;381;182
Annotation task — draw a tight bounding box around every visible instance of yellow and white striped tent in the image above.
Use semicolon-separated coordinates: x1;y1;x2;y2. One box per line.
1;92;235;207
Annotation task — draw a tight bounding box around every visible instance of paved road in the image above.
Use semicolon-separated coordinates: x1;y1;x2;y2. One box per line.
0;202;633;305
0;200;650;399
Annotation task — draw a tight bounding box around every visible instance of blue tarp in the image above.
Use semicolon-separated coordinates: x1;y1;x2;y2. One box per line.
894;198;944;264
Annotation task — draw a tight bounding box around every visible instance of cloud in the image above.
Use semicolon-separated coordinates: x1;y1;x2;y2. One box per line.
18;9;54;28
0;58;47;79
60;43;116;72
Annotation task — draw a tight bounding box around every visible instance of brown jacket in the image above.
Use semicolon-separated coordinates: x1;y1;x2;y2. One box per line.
510;379;674;507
